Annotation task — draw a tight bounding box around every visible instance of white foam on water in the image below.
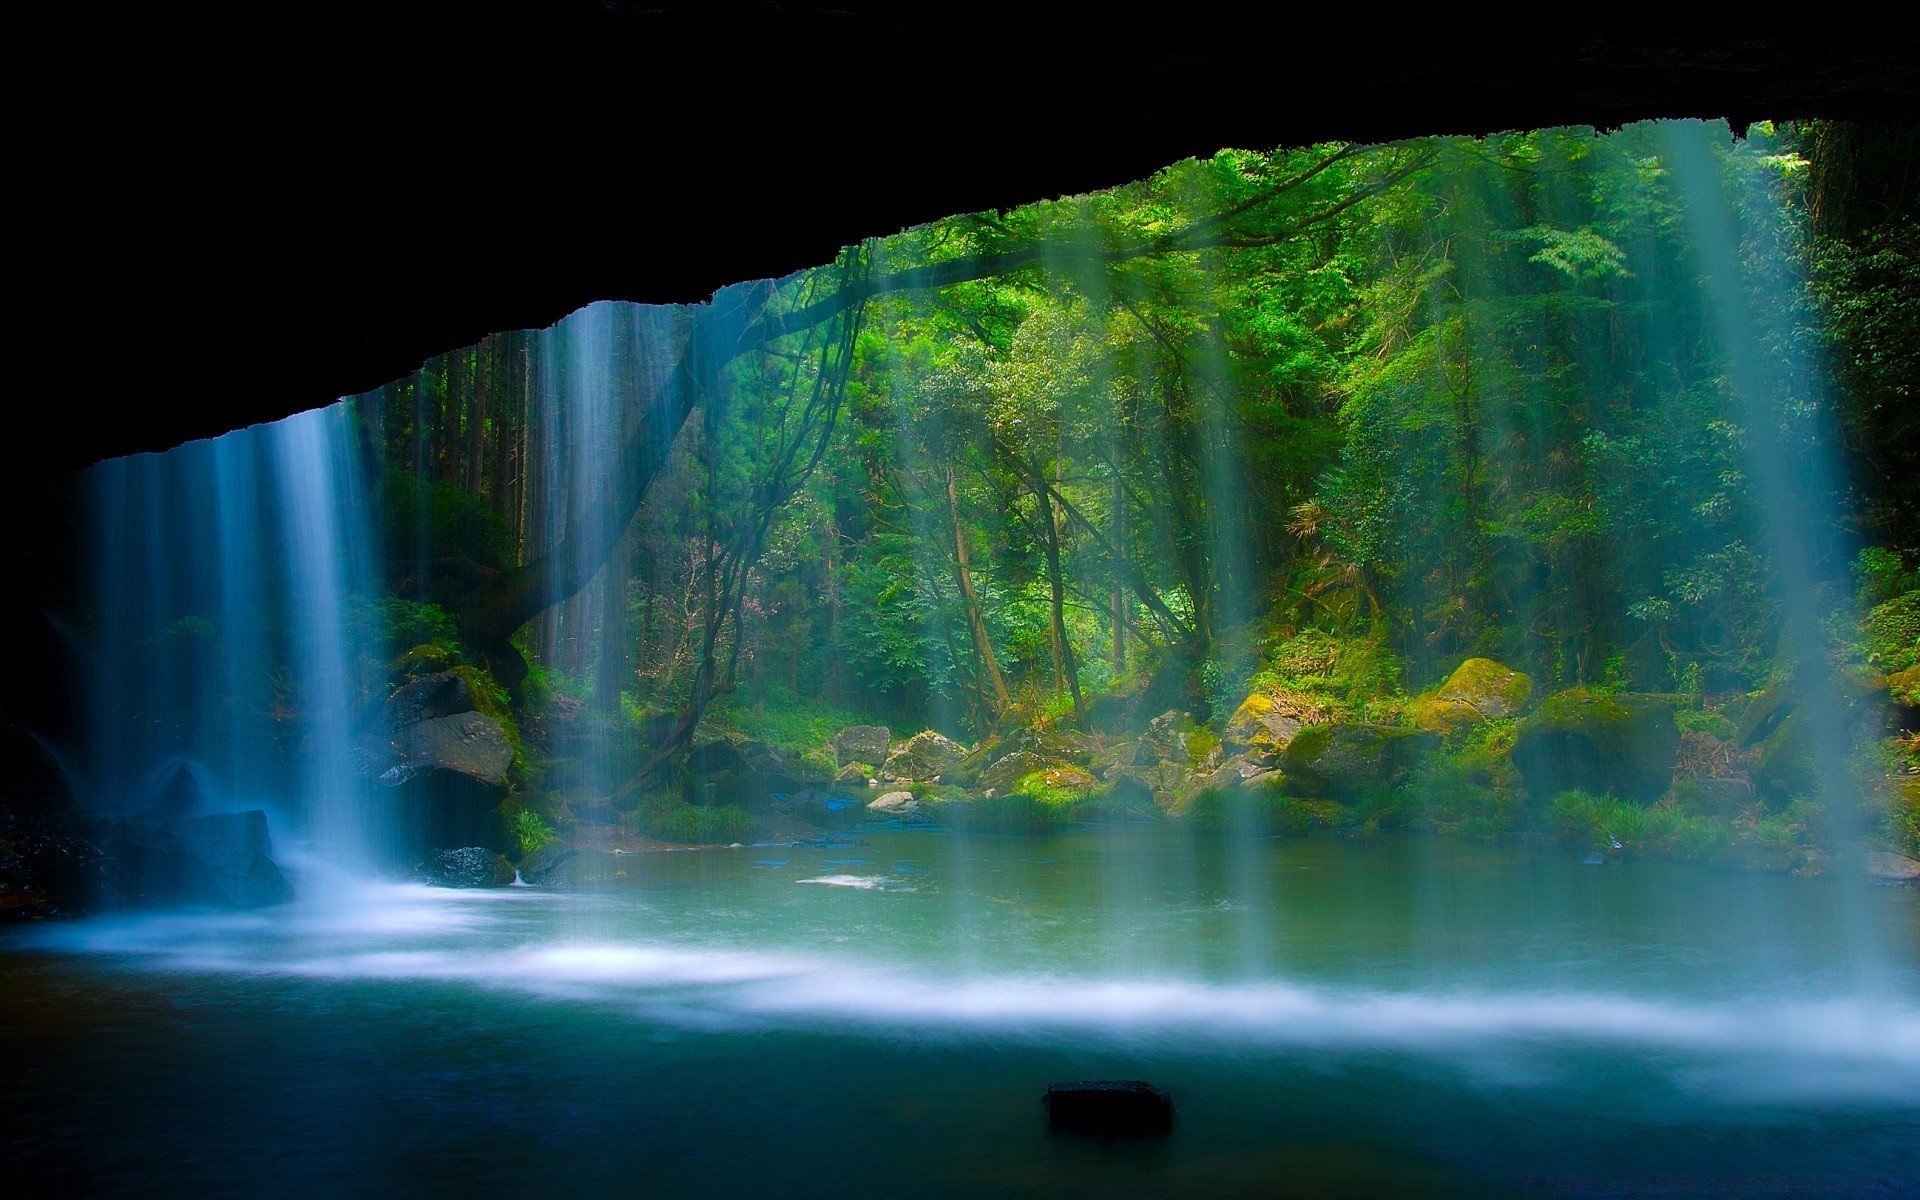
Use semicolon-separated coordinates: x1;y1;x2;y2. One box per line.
796;874;898;890
18;889;1920;1105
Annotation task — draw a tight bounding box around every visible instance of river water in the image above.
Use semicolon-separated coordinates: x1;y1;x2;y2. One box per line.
5;830;1917;1197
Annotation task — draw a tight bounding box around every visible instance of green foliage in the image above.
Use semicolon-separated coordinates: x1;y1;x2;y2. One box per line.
508;809;557;859
1404;773;1514;838
1245;629;1406;723
1854;547;1920;608
635;796;755;845
724;691;871;759
380;471;512;568
1011;769;1097;808
1887;779;1920;859
1861;591;1920;672
347;596;460;655
1546;789;1725;858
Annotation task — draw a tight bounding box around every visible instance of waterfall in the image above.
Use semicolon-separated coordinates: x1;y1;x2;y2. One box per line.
85;404;378;878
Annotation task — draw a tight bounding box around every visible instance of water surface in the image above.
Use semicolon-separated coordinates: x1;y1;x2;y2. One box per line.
6;830;1918;1197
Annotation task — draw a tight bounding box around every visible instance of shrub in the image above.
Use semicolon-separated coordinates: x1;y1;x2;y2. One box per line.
508;809;557;859
636;796;755;844
1403;761;1522;838
1545;789;1728;859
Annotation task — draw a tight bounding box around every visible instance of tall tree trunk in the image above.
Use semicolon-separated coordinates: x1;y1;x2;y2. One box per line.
1040;465;1085;725
466;338;491;496
948;462;1010;716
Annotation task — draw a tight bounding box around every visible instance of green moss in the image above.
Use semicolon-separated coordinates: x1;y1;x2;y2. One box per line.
392;642;458;678
1862;591;1920;673
1286;723;1334;762
1185;728;1221;762
1675;705;1736;740
1537;687;1635;726
445;664;525;776
1012;768;1099;808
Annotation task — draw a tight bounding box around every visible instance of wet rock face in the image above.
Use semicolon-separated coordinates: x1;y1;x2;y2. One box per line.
1512;690;1679;803
1283;724;1438;798
388;712;514;789
417;846;515;888
1043;1080;1174;1136
384;671;479;729
515;841;580;886
832;725;891;769
105;809;293;909
1413;658;1534;736
367;671;513;790
359;670;517;861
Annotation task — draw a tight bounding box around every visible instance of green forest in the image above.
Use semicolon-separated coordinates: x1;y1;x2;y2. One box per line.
313;120;1920;874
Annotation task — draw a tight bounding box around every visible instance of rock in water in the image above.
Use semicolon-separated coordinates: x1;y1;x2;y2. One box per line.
832;725;891;769
106;810;293;909
1043;1081;1174;1136
516;841;581;885
417;847;516;888
1866;851;1920;886
867;790;919;815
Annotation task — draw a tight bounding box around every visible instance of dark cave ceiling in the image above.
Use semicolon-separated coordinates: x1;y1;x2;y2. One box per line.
24;3;1920;471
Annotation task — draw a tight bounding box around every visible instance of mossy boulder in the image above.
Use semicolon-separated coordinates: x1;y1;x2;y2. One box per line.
391;642;458;680
1196;751;1284;794
1282;723;1438;798
1735;672;1892;800
1512;689;1679;803
980;749;1067;795
881;730;967;781
832;725;891;769
834;762;874;785
1413;658;1533;736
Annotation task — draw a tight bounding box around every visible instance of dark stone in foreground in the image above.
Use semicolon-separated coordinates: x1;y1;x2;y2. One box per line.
1043;1080;1174;1136
417;847;515;888
104;809;293;909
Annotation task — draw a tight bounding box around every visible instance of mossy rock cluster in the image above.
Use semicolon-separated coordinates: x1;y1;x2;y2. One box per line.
1511;689;1678;803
